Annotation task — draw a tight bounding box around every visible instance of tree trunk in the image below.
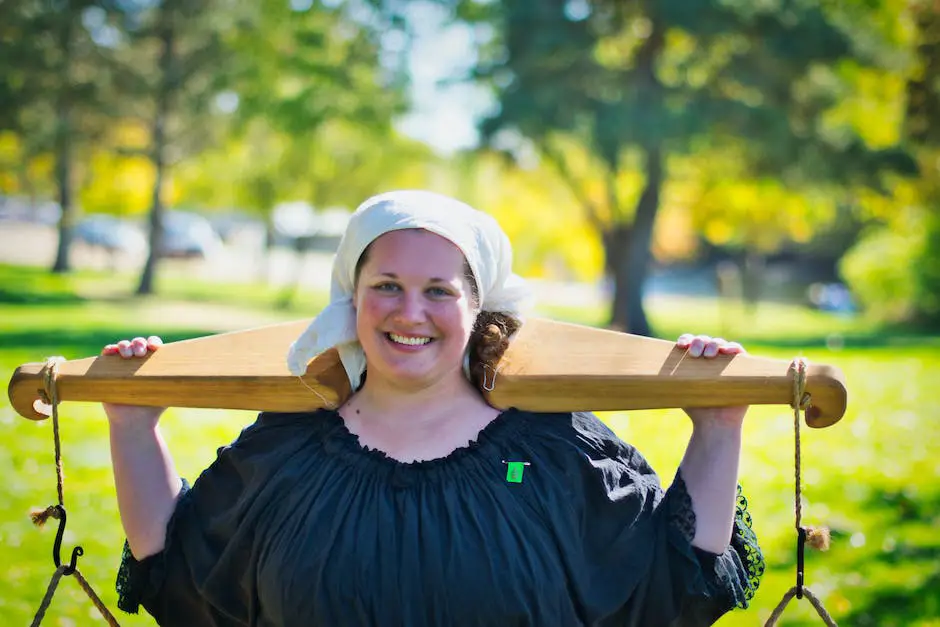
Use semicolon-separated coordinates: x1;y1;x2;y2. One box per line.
609;145;663;336
607;7;665;336
603;223;630;331
137;15;175;296
261;221;276;283
51;9;74;274
741;249;765;315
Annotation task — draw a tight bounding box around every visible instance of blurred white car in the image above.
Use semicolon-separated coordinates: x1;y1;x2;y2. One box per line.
74;214;147;253
75;210;223;259
271;202;349;251
160;210;223;259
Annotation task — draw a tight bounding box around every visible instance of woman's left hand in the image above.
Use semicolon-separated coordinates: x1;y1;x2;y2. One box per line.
676;334;749;428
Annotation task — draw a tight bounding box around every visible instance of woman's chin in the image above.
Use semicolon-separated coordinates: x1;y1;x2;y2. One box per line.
373;363;463;391
366;341;467;389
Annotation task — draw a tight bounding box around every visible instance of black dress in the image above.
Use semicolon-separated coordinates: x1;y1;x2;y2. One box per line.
116;409;763;626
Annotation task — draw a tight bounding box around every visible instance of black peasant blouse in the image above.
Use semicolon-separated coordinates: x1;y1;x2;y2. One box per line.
117;409;763;626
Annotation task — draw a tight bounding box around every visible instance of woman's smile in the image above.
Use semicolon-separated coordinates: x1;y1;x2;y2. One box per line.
386;332;433;347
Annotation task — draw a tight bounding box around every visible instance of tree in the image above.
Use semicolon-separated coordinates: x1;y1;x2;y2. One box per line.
110;0;413;297
892;0;940;325
451;0;916;334
828;0;940;328
106;0;249;295
0;0;122;273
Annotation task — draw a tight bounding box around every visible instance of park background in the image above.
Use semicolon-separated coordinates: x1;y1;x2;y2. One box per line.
1;0;939;625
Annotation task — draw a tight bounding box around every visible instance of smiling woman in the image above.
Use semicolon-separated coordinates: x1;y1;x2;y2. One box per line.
101;190;763;627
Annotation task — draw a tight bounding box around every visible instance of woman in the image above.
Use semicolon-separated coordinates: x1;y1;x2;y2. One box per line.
104;190;762;626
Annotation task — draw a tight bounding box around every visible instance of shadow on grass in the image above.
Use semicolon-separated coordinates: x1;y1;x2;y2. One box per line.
842;555;940;626
0;286;86;306
721;332;940;351
761;487;940;625
838;488;940;626
1;328;219;360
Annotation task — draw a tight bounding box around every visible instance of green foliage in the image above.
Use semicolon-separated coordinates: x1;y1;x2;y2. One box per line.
903;4;940;329
434;0;920;335
232;0;406;137
473;0;918;199
840;218;924;322
0;0;119;141
913;209;940;326
214;0;413;215
839;153;940;329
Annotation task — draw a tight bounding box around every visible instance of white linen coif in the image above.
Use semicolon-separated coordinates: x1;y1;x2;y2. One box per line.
286;190;533;391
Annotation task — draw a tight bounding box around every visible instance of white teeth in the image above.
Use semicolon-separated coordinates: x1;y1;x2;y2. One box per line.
388;333;431;346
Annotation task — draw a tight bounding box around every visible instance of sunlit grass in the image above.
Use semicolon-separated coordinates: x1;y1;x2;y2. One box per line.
1;262;938;625
543;292;923;349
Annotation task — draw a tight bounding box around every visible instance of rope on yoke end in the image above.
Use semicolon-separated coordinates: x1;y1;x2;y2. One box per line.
764;358;837;627
28;358;122;627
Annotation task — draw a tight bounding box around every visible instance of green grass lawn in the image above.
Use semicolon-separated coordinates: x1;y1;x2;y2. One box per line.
1;263;938;626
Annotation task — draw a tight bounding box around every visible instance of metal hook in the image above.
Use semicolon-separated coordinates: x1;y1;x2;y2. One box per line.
52;505;83;575
482;364;498;392
795;526;806;599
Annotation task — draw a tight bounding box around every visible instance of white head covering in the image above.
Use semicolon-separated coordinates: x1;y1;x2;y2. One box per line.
286;190;533;390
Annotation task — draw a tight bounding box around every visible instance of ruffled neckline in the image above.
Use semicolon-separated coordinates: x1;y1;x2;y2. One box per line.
315;407;525;476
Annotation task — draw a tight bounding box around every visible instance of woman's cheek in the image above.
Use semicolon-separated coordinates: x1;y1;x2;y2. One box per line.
357;293;391;320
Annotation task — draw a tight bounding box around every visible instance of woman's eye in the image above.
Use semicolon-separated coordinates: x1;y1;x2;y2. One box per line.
427;286;452;297
374;283;400;292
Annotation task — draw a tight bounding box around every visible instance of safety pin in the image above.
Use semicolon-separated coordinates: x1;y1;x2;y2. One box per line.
482;364;500;391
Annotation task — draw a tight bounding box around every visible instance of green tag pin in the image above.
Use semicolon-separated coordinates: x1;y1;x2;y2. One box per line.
504;461;530;483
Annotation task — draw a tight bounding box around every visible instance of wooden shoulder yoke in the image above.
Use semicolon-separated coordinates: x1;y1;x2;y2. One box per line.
7;318;847;428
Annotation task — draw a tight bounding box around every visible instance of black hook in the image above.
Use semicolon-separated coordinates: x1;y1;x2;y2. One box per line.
795;526;806;599
52;505;83;575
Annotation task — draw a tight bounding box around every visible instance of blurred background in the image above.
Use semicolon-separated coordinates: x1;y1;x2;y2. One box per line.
1;0;938;625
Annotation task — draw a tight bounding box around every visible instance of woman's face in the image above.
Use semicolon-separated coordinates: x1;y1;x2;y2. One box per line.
353;229;477;391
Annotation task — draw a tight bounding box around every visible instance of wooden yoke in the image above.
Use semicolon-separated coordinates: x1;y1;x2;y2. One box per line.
483;319;846;428
8;317;847;428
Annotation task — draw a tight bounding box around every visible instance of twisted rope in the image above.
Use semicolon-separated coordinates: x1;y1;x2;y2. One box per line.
43;357;65;510
30;565;121;627
792;358;809;536
29;358;122;627
29;566;64;627
766;585;837;627
764;358;836;627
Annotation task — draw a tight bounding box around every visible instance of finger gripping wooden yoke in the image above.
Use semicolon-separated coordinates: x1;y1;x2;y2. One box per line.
7;318;847;428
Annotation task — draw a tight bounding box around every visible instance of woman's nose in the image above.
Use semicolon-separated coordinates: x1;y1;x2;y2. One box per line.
393;290;426;322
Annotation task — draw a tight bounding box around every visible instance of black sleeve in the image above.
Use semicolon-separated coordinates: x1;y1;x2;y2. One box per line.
549;412;764;626
644;473;764;625
114;412;321;627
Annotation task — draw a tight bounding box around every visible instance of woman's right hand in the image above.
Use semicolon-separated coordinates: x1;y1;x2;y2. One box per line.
102;336;167;428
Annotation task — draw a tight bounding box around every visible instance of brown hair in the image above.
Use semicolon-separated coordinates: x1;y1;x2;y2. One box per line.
354;238;520;390
467;311;521;390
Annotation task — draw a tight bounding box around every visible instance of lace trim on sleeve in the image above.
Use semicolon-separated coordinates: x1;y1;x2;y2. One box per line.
667;472;697;544
115;479;191;614
731;485;765;603
115;541;141;613
667;474;765;608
